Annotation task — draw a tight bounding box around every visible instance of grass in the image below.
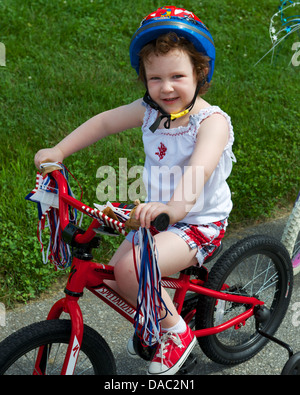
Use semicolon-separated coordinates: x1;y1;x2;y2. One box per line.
0;0;299;305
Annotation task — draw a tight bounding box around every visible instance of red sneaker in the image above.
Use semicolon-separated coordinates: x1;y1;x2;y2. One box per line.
148;325;196;375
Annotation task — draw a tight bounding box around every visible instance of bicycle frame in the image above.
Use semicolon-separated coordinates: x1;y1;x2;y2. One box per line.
34;169;264;375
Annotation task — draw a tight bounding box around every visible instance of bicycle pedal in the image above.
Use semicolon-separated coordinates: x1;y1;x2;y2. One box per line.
178;352;198;375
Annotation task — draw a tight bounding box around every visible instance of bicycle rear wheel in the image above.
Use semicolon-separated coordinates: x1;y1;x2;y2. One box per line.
0;319;116;375
281;193;300;275
196;235;293;365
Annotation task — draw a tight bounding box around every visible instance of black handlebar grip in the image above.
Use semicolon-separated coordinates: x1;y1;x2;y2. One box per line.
151;213;170;231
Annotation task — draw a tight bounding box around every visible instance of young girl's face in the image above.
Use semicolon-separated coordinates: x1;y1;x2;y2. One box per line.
144;49;198;116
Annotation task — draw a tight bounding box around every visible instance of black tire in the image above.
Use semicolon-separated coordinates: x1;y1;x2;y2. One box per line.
196;235;293;365
0;319;116;375
281;352;300;375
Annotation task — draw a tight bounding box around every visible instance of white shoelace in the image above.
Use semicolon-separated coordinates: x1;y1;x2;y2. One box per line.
156;332;184;366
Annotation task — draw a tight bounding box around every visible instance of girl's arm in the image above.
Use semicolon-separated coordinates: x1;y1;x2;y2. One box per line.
135;113;229;228
34;99;145;168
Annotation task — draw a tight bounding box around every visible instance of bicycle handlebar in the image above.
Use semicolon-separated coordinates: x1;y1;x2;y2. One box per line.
40;162;63;177
43;165;169;245
151;213;170;231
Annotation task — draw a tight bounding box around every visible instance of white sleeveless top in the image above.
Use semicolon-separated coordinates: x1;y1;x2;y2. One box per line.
142;104;236;224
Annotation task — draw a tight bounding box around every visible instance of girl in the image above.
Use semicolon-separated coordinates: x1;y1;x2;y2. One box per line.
34;6;235;375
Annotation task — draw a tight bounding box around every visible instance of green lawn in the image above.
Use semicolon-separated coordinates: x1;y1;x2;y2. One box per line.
0;0;299;305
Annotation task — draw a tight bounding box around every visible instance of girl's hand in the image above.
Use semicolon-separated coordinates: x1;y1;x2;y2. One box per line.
134;202;175;229
34;147;64;169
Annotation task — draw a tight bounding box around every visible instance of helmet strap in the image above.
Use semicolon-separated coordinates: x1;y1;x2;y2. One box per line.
143;79;205;133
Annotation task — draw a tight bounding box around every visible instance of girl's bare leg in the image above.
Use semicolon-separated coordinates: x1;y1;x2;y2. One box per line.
107;231;197;328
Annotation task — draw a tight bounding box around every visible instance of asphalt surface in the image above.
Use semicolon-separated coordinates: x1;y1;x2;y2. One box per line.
1;214;299;376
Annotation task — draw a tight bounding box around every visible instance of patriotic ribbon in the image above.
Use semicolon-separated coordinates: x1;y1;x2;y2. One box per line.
133;227;171;346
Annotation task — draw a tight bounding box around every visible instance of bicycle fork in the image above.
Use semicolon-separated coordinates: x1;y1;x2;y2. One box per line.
33;295;84;375
34;256;108;375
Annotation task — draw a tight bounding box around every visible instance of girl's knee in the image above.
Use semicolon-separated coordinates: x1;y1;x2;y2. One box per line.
114;256;137;292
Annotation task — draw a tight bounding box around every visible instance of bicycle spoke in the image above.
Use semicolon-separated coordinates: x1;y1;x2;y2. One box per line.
214;253;280;347
76;357;93;375
48;343;63;375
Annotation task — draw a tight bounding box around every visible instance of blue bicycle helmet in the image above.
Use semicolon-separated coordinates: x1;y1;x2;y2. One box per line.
130;6;215;82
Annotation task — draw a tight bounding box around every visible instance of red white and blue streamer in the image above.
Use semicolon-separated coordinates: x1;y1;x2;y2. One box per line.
25;163;77;270
133;227;170;346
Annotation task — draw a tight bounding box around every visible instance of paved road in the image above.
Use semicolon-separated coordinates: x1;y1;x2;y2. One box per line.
1;215;299;375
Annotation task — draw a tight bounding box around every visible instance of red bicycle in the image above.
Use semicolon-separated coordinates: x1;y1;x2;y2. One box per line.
0;164;295;375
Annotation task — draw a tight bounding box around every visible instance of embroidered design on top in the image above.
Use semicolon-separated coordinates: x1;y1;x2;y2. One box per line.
155;142;167;160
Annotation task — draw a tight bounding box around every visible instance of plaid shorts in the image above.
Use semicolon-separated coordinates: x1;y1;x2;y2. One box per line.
126;218;227;266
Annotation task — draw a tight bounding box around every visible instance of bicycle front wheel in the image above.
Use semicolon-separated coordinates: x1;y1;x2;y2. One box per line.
196;235;293;365
0;319;116;375
281;194;300;275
